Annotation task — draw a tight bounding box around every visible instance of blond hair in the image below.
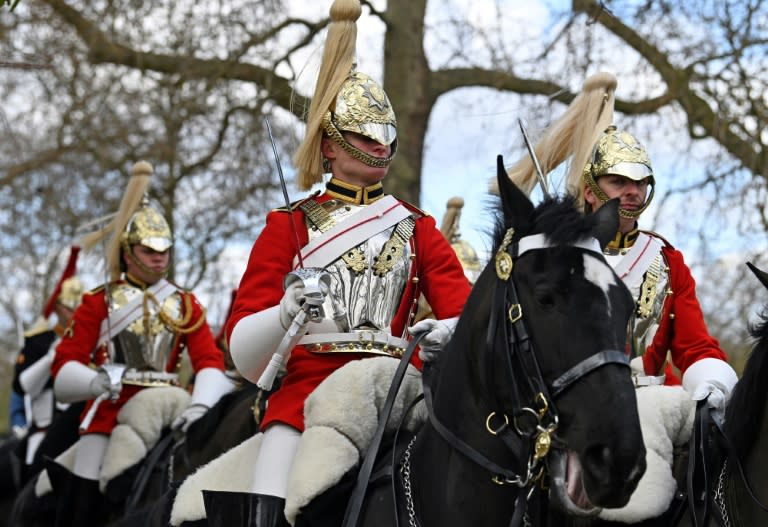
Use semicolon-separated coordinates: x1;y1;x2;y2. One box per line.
506;72;617;210
293;0;362;190
80;161;153;281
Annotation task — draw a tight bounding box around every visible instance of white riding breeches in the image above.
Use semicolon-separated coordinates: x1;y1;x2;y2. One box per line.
73;433;109;480
251;423;301;497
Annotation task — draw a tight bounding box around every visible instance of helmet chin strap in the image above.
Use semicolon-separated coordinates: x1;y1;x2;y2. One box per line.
123;242;170;281
323;115;396;169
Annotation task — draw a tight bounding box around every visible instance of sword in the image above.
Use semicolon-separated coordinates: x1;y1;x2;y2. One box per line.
264;116;305;269
518;118;551;198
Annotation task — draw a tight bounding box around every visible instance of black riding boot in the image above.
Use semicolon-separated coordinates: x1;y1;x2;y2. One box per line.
47;461;108;527
202;490;290;527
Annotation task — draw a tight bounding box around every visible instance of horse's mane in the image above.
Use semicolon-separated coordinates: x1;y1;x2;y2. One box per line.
724;308;768;457
490;194;598;254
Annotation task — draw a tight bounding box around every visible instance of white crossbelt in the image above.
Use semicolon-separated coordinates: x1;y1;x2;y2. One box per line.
294;195;412;270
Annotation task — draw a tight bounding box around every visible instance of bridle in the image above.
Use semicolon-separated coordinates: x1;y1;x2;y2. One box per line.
421;227;631;525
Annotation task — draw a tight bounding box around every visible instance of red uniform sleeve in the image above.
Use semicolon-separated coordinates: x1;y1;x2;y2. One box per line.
226;209;308;342
52;290;107;377
413;214;472;320
643;246;726;376
182;292;225;372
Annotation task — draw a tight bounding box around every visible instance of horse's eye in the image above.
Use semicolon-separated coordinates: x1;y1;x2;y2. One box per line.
535;291;556;309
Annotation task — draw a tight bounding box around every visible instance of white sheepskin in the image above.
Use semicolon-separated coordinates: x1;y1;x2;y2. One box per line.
99;386;190;491
598;385;695;522
169;356;426;527
169;433;263;526
285;357;426;524
34;386;190;495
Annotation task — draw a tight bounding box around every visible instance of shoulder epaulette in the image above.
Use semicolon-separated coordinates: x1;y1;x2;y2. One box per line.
85;284;107;295
398;198;429;218
640;230;674;249
272;191;321;213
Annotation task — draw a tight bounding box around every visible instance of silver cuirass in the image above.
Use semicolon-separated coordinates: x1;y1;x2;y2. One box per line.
304;199;414;336
605;250;671;356
108;282;182;371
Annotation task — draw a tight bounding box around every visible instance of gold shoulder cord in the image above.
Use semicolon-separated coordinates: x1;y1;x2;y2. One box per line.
301;198;369;274
143;291;207;335
372;217;416;276
636;254;662;318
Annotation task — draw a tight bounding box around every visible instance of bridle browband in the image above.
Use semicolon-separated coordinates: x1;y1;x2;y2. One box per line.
422;227;630;525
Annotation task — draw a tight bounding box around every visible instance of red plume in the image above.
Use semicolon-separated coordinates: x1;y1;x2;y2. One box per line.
42;245;81;318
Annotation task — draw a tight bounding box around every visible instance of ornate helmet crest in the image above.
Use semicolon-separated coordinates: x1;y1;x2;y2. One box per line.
293;0;396;189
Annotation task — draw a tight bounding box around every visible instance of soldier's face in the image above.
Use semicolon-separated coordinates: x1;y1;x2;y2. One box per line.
124;244;170;284
322;133;391;187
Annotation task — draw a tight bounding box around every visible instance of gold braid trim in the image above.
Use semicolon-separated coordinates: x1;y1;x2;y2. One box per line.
143;291;207;335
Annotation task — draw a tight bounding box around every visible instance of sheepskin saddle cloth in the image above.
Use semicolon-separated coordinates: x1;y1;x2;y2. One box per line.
598;385;696;523
35;386;190;496
169;356;426;526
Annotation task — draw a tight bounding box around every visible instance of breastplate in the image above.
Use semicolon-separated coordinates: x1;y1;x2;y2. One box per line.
606;251;671;355
108;282;182;371
304;199;413;333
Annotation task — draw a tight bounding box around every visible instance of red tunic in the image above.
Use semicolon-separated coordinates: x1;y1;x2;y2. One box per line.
227;192;471;431
640;242;727;384
52;280;224;435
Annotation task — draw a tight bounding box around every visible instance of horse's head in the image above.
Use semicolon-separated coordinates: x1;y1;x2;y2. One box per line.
438;156;646;516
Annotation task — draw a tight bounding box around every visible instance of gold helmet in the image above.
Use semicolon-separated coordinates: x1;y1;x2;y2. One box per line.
583;126;655;219
322;71;397;168
81;160;172;280
57;276;84;311
121;196;173;253
293;0;396;190
451;239;482;285
439;197;481;285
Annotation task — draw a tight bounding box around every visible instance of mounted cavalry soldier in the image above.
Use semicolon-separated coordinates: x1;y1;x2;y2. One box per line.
49;161;234;527
506;72;738;522
218;0;471;525
10;245;82;485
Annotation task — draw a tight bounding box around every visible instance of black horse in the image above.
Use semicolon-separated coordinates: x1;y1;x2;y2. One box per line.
293;158;648;526
714;261;768;525
544;262;768;527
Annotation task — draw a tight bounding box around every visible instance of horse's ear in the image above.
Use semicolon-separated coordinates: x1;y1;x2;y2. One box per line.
497;155;533;229
747;262;768;291
591;198;620;249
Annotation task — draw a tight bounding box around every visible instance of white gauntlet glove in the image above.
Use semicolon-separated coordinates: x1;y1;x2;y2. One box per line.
89;370;122;399
172;403;209;432
279;280;306;329
408;317;459;362
630;356;645;376
682;358;738;412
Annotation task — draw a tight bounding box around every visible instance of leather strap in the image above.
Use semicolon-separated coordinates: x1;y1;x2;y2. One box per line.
341;332;425;527
550;350;629;398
